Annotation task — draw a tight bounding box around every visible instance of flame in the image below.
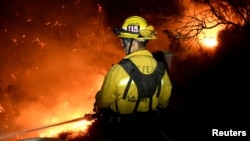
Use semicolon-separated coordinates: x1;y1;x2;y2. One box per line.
34;75;104;139
13;74;104;140
39;118;94;139
15;105;96;140
15;102;96;140
198;25;222;49
202;37;218;48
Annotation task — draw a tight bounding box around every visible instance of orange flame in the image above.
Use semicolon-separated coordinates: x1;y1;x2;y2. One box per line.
38;119;94;139
14;74;104;140
198;24;223;49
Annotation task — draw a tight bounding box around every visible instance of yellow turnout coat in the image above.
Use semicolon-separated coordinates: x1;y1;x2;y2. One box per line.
95;50;172;114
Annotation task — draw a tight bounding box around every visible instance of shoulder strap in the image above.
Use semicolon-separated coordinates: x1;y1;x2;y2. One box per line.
118;59;165;112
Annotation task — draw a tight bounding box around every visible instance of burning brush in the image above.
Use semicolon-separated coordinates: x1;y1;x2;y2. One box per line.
0;113;98;141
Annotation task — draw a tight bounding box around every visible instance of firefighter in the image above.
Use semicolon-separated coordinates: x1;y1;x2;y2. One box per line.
93;16;172;141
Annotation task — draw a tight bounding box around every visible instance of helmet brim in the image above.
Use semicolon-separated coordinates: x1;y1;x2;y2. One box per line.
113;27;157;40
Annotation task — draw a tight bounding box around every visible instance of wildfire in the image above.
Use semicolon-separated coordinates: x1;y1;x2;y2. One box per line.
13;102;97;140
38;117;94;139
198;25;222;49
202;37;218;48
11;73;105;141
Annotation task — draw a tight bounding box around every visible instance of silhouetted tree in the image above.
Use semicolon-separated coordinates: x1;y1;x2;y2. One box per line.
164;0;250;50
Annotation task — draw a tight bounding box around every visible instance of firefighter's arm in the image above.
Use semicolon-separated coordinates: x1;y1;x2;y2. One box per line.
94;67;117;112
158;71;172;108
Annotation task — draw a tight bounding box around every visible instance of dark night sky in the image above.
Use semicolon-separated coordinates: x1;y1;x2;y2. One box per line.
0;0;249;140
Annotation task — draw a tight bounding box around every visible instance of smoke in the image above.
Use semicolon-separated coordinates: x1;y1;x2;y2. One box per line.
0;0;124;137
0;1;189;135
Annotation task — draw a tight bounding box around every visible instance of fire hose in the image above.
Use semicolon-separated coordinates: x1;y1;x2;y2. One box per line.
0;113;97;140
